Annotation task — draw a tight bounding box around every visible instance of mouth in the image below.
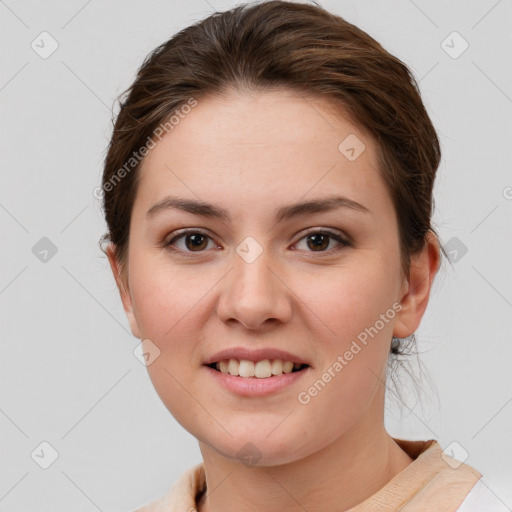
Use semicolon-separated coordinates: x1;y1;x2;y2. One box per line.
206;359;310;378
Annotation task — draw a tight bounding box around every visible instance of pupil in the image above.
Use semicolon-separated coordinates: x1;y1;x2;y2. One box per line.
187;234;207;251
308;234;328;251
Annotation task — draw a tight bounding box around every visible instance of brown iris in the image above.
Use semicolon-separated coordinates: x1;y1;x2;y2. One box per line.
306;233;329;251
184;233;209;251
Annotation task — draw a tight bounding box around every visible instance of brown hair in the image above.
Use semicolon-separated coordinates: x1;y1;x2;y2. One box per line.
100;0;446;314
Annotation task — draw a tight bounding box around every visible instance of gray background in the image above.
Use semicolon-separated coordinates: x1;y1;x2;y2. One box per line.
1;0;511;510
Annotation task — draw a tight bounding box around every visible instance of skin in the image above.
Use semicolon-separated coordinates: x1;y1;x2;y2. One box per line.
107;88;440;512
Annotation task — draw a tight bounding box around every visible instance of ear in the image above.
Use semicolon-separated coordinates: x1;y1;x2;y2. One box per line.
106;243;141;339
393;230;441;338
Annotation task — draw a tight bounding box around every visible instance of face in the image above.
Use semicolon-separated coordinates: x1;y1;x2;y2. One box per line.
110;88;422;466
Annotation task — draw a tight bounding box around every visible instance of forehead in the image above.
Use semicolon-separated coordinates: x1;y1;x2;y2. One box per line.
134;88;390;220
145;88;374;160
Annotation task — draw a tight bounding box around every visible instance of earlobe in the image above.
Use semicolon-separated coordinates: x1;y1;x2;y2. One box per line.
106;244;141;339
393;230;441;339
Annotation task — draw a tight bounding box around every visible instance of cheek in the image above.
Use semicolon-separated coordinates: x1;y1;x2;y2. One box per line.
129;255;207;341
293;257;397;346
290;268;393;448
129;264;206;430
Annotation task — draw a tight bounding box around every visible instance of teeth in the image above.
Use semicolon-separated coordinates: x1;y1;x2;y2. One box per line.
271;359;282;375
254;360;272;378
215;359;305;378
282;361;294;374
239;360;255;377
227;359;239;376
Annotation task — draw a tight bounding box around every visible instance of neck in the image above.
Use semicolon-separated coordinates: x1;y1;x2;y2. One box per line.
196;406;413;512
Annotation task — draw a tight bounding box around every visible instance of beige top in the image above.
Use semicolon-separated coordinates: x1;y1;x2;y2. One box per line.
134;438;483;512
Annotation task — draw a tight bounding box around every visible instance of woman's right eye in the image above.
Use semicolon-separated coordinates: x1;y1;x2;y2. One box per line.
166;230;217;253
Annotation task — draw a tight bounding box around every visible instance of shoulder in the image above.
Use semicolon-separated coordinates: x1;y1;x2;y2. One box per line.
130;463;205;512
455;477;510;512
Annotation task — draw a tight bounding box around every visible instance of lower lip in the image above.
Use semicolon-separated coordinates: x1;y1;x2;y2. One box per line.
204;365;311;397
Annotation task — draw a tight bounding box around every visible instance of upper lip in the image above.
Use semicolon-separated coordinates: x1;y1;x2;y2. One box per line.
203;347;310;366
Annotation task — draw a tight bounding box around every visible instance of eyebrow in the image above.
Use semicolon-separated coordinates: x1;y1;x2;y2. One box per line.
146;194;370;223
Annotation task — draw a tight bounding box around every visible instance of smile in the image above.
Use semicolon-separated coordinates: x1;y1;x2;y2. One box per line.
207;359;309;378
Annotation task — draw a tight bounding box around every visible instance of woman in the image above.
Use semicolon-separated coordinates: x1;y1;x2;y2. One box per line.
99;1;505;510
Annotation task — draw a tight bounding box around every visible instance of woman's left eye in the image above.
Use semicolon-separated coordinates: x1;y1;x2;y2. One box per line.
293;230;351;253
165;229;350;255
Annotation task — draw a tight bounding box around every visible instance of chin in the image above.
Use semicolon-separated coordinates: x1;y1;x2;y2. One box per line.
195;420;320;467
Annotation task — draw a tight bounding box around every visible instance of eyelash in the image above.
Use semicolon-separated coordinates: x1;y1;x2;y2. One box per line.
165;228;352;256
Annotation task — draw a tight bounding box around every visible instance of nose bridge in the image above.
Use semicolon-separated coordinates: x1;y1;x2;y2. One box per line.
235;238;275;292
218;235;291;329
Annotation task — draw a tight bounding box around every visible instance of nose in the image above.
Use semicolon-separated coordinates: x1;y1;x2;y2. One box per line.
216;248;293;331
